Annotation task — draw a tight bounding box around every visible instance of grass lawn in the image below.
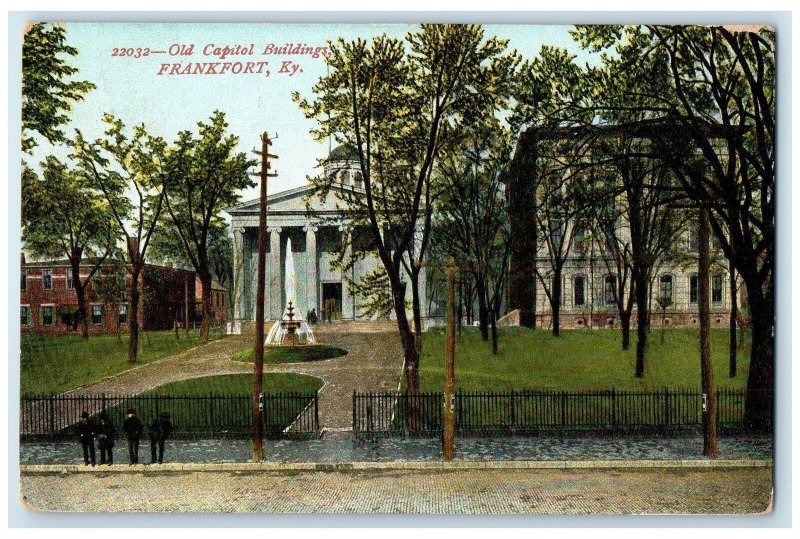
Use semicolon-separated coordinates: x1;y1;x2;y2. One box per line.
232;345;347;364
102;373;323;438
21;329;225;395
420;328;751;392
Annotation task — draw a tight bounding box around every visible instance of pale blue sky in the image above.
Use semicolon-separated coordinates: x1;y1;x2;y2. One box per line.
27;23;592;206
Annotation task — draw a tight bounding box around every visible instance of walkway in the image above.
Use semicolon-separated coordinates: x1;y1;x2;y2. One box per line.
20;465;773;514
27;329;405;432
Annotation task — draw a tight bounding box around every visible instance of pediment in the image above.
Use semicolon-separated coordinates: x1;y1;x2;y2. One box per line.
227;184;363;216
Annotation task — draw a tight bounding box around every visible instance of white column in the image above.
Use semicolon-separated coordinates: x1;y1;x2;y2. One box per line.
233;227;246;325
340;225;355;319
304;225;318;317
269;227;282;320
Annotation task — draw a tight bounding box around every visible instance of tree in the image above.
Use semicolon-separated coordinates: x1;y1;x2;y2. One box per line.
295;25;518;395
93;253;128;341
21;157;116;339
158;111;254;343
22;23;95;153
572;25;774;430
73;114;168;363
433;128;512;344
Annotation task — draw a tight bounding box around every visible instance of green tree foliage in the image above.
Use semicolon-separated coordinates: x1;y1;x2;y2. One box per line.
159;111;255;343
93;253;128;341
295;24;518;394
72;115;169;363
22;23;95;153
21;157;116;339
573;24;775;430
432;126;511;351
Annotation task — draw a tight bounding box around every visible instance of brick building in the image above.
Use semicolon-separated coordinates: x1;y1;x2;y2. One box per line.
20;258;197;335
195;277;229;327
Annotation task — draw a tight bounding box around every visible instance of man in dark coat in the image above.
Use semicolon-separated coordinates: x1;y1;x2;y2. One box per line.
122;408;143;465
149;412;173;464
77;411;96;466
97;410;116;465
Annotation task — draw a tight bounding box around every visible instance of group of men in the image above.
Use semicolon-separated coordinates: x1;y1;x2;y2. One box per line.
77;408;173;466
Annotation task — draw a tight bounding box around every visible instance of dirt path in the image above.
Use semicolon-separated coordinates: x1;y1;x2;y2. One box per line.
27;331;405;432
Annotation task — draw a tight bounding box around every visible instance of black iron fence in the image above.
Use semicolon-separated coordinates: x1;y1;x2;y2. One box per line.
353;387;750;437
20;392;319;441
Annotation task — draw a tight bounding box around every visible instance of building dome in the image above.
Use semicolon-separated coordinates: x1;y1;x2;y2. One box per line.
326;144;359;163
324;144;362;188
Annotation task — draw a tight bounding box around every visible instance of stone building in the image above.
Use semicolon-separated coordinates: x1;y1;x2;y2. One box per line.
526;227;737;330
227;145;427;332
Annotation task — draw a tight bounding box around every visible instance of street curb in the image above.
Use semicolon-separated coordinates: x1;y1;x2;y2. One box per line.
20;458;773;474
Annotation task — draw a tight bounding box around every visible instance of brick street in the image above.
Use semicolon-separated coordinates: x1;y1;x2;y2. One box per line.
20;465;772;514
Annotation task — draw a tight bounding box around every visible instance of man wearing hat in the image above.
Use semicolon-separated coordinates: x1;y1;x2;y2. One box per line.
122;408;143;465
77;411;96;466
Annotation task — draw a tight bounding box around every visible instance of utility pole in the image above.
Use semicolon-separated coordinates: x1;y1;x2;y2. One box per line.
252;131;278;461
184;274;189;335
698;204;719;457
443;256;457;461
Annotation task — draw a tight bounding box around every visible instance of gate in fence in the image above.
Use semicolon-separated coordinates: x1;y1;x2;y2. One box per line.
20;392;320;441
353;388;749;437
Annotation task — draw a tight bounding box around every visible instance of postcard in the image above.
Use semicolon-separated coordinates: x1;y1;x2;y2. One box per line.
17;21;774;515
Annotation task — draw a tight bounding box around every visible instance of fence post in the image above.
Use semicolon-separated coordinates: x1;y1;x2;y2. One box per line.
509;389;516;433
48;393;56;439
314;392;320;436
664;388;670;432
611;387;617;433
560;391;567;433
101;393;107;413
352;391;357;433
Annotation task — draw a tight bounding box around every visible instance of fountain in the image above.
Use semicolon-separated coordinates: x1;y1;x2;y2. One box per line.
264;238;316;346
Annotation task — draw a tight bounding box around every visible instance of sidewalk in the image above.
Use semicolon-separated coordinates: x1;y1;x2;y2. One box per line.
20;464;773;514
20;433;773;465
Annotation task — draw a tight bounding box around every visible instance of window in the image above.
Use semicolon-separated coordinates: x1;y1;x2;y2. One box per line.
92;305;104;325
66;271;75;289
118;303;128;325
550;228;562;250
604;275;616;306
658;274;673;305
43;269;52;290
573;275;585;306
712;274;723;304
353;171;363;187
689;275;699;304
41;306;54;326
21;306;30;326
688;223;700;252
21;273;27;292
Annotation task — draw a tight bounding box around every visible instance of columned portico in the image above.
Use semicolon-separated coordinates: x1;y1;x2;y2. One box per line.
233;227;246;325
269;227;282;320
226;182;428;332
304;225;318;316
340;224;355;319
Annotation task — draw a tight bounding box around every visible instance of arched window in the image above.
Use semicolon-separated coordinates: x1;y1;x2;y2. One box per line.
604;275;616;306
573;275;586;307
658;274;673;305
689;274;699;304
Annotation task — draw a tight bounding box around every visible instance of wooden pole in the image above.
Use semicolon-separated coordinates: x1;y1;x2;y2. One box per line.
443;256;456;461
698;205;719;457
183;274;189;334
253;131;276;461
